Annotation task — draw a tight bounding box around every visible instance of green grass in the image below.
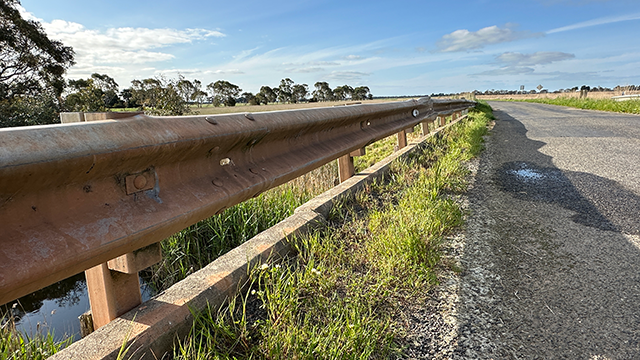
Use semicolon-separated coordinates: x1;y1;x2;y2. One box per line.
0;316;72;360
145;122;424;293
504;97;640;114
143;163;339;292
172;102;493;359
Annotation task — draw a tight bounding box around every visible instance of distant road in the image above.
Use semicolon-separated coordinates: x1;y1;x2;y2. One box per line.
455;101;640;358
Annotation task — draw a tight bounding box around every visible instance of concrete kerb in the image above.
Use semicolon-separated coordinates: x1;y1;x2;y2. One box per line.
50;113;469;360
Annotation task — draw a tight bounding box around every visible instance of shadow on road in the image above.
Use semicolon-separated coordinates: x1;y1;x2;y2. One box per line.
454;108;640;358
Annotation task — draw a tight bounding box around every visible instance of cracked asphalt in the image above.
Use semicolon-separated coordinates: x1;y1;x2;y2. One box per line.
406;102;640;359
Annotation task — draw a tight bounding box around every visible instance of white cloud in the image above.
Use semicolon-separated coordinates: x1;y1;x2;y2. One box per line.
155;68;245;78
473;67;536;76
327;71;371;82
436;25;542;52
497;52;575;66
287;67;326;73
283;61;340;67
213;69;245;75
343;55;362;60
282;61;340;73
46;22;224;54
16;4;225;84
547;13;640;34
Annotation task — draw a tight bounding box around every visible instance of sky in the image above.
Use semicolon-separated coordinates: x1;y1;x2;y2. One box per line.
17;0;640;96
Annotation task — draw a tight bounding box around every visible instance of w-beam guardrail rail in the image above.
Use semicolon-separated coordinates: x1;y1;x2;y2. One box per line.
0;97;474;331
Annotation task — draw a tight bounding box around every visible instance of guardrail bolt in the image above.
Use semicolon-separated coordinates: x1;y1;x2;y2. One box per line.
134;175;147;190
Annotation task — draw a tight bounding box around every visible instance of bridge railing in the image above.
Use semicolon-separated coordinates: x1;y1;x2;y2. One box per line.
0;97;475;330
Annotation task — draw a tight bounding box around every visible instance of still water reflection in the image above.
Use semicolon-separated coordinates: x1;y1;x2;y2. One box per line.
2;272;155;342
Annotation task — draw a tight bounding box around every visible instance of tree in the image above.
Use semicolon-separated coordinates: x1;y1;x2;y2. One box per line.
242;91;260;105
65;73;122;111
292;83;309;103
130;76;191;116
258;86;277;104
207;80;241;107
120;88;138;108
176;76;195;104
351;86;370;101
278;78;294;103
333;85;353;101
0;0;75;127
312;81;333;101
0;91;61;128
191;80;206;107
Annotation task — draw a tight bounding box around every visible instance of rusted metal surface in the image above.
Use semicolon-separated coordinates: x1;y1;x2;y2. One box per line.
0;97;474;305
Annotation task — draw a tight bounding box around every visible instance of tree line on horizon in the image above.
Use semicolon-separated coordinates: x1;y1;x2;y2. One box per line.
464;85;638;97
0;0;372;128
65;73;373;116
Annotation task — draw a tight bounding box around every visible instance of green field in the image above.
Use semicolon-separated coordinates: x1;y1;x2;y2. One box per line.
501;97;640;114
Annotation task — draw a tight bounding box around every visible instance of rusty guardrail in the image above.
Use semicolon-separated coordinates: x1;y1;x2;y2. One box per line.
0;97;474;329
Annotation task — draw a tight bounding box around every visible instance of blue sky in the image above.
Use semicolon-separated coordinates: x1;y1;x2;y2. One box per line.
18;0;640;96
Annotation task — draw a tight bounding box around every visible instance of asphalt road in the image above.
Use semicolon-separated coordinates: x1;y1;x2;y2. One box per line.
451;102;640;359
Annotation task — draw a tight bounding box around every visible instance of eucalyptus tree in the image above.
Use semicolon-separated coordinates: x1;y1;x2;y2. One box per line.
258;86;277;104
0;0;75;127
65;73;121;111
351;86;371;101
242;92;260;105
332;85;354;101
191;79;206;107
312;81;333;101
130;77;191;115
207;80;242;107
292;83;309;103
278;78;294;103
176;77;195;104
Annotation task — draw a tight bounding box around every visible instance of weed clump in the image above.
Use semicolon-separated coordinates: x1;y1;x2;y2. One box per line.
0;313;72;360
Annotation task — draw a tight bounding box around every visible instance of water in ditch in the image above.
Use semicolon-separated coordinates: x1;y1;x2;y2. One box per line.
2;273;155;342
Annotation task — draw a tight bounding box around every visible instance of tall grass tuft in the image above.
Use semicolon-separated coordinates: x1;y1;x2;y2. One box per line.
1;314;72;360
